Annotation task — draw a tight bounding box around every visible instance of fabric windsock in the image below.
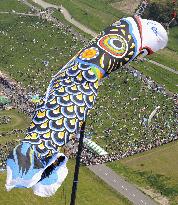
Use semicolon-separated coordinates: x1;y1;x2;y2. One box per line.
6;141;68;196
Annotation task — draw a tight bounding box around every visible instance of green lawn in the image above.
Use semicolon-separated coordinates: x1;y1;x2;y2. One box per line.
0;13;82;93
108;141;178;205
148;48;178;71
131;61;178;93
0;159;132;205
0;109;30;132
0;0;30;12
167;26;178;53
0;109;30;143
46;0;124;32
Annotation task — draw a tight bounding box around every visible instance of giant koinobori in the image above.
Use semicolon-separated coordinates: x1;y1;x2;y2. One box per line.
6;16;168;197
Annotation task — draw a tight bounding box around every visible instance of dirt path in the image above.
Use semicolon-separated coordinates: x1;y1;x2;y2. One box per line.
31;0;97;37
0;11;37;16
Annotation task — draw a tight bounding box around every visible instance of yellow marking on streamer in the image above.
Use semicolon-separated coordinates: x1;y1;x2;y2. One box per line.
120;62;123;67
110;29;118;32
25;132;38;140
63;95;70;101
128;51;134;56
41;121;48;129
77;94;83;100
67;105;74;112
130;43;135;49
38;143;45;149
72;65;78;70
120;25;126;28
54;83;59;88
94;81;99;89
71;84;77;91
59;87;65;92
128;35;132;42
66;79;71;83
43;132;51;139
100;54;105;69
58;131;65;139
56;118;63;125
30;122;35;129
84;82;89;89
77;72;83;80
37;110;46;118
70;118;76;125
125;58;130;61
53;108;60;114
89;95;94;102
121;29;126;35
80;107;85;113
50;98;57;105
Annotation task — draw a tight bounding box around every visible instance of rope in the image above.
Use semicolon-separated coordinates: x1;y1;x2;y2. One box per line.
134;0;150;17
165;0;177;33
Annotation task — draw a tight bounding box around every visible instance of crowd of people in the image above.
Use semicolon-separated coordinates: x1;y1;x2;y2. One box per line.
0;116;11;125
0;141;17;171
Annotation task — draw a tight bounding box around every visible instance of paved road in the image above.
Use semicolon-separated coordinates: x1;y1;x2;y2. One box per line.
88;164;158;205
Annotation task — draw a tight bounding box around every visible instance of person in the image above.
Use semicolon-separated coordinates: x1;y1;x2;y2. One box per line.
6;15;168;197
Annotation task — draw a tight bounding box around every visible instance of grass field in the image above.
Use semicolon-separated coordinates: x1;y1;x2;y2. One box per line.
108;141;178;204
0;2;177;204
46;0;125;32
0;160;131;205
131;61;178;93
148;48;178;71
0;0;30;12
0;13;82;92
0;109;30;132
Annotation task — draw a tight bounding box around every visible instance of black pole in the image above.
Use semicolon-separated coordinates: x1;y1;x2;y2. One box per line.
70;121;86;205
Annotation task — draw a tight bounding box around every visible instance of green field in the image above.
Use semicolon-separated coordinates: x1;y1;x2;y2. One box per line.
131;61;178;93
108;141;178;204
0;109;30;144
46;0;124;32
0;13;82;93
0;160;132;205
148;48;178;71
0;109;30;132
0;0;30;12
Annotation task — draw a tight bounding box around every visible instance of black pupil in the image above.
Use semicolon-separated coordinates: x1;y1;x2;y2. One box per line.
113;40;122;48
